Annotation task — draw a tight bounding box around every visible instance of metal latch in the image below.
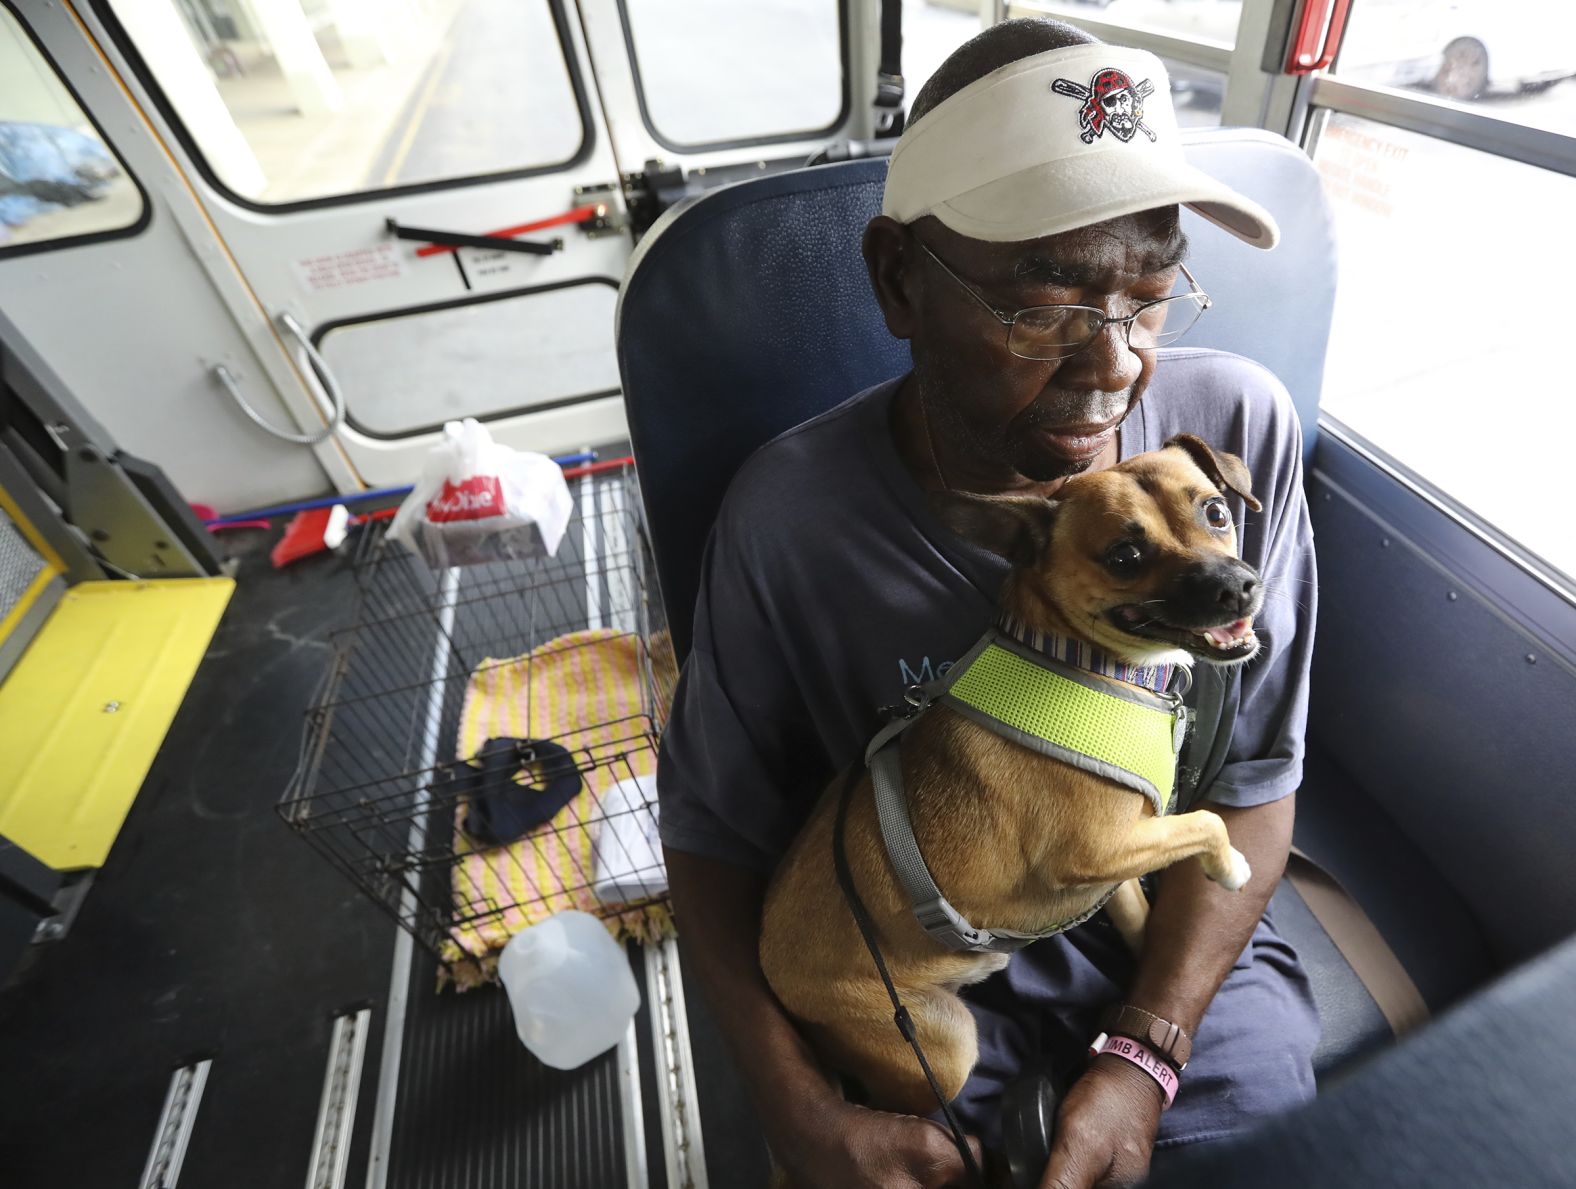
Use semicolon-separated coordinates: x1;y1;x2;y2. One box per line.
571;182;628;238
874;70;906;136
620;159;688;236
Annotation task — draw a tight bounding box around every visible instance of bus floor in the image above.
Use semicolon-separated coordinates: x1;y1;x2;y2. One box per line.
0;527;392;1186
0;522;673;1188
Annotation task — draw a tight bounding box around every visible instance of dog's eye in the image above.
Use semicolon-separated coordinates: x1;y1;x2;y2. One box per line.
1104;541;1144;572
1203;499;1231;530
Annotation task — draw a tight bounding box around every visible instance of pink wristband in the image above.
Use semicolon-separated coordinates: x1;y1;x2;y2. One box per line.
1089;1032;1179;1108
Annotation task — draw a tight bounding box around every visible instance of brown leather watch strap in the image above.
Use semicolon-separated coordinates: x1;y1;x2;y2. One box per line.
1100;1004;1192;1071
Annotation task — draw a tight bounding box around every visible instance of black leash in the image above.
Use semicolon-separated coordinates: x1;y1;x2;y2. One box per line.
831;765;985;1187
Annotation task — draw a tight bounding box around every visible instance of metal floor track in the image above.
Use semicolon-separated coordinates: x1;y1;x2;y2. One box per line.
384;948;629;1189
367;453;667;1189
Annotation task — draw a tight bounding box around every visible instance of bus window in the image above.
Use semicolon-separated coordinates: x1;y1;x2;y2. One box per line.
1312;112;1576;581
1303;0;1576;583
98;0;588;205
317;281;620;437
1045;0;1244;47
621;0;844;148
0;6;143;251
902;2;981;116
1160;59;1225;126
1334;0;1576;129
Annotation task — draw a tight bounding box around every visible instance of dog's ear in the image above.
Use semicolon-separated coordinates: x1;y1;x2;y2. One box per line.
1164;433;1262;512
928;492;1059;566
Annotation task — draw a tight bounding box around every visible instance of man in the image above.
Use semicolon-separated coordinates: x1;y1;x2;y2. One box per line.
657;18;1319;1189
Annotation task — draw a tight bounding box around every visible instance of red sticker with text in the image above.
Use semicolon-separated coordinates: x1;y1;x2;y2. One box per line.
426;475;504;523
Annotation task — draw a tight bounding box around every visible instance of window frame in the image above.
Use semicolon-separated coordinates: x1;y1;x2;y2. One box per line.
0;0;151;260
312;276;623;441
1317;416;1576;616
1302;74;1576;179
87;0;601;214
612;0;853;154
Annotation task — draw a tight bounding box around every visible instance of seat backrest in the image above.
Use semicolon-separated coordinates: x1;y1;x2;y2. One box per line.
618;129;1335;658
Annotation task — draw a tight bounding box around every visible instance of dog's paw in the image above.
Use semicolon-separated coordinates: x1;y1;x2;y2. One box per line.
1209;848;1252;891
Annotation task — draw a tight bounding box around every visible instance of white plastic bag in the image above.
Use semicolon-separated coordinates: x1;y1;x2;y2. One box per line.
496;910;641;1069
387;418;572;569
591;775;667;904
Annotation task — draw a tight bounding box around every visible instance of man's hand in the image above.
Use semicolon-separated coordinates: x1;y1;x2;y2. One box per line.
1038;1055;1166;1189
1035;795;1298;1189
778;1099;985;1189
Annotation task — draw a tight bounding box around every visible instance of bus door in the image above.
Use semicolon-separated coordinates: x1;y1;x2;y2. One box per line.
59;0;636;495
0;3;359;512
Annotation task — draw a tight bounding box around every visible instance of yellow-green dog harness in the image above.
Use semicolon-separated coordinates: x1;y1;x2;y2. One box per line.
864;628;1190;954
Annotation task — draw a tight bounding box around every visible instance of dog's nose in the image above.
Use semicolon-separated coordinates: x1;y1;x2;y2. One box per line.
1218;574;1261;616
1175;560;1262;619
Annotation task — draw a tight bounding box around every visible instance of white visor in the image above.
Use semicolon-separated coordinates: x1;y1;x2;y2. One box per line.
882;44;1278;250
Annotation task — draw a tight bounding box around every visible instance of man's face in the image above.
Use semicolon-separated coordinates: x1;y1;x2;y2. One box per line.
905;207;1185;484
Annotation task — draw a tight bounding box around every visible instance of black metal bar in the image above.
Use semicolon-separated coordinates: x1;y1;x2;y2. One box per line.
385;218;561;256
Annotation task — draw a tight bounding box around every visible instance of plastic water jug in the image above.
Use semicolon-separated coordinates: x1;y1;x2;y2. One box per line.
496;910;641;1069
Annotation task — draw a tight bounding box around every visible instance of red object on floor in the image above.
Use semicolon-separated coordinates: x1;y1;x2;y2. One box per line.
270;507;336;568
270;505;397;569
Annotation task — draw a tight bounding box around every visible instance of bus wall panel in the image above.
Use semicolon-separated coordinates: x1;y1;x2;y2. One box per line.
1306;438;1576;967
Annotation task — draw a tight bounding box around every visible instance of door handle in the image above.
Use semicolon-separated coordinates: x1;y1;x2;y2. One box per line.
212;311;346;446
1285;0;1354;73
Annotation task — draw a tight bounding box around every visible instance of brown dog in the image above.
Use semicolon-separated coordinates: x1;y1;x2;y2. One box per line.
759;435;1264;1118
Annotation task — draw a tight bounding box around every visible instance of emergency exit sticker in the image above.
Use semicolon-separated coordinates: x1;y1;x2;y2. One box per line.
293;243;406;292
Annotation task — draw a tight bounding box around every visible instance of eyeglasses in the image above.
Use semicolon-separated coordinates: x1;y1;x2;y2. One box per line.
913;238;1212;361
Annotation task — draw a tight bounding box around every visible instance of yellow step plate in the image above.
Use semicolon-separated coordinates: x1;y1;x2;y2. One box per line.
0;578;235;870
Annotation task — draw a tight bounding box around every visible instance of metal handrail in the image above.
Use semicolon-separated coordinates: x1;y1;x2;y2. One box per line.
212;311;346;446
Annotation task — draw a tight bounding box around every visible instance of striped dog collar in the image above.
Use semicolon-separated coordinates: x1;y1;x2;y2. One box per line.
996;614;1180;695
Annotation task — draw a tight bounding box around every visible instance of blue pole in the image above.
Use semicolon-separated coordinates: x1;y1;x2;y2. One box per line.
203;450;599;526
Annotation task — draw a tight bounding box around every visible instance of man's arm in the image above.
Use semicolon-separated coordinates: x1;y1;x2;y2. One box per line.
668;846;983;1189
1040;795;1295;1189
1128;796;1295;1035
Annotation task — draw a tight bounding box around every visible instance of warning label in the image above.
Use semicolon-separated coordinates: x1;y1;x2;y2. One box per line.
461;248;515;280
293;243;406;292
1316;119;1410;220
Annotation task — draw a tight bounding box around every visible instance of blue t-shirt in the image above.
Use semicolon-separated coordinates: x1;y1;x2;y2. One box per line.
658;348;1320;1147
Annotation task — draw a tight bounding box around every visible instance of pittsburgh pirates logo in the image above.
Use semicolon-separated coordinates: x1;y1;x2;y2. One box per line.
1051;69;1157;144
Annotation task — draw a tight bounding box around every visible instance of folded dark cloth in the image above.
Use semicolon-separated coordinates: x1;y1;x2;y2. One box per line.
447;737;583;846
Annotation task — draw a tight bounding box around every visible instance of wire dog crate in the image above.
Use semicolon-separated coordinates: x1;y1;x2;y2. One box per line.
281;462;675;985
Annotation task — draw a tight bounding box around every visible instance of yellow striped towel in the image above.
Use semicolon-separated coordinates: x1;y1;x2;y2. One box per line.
440;628;673;989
